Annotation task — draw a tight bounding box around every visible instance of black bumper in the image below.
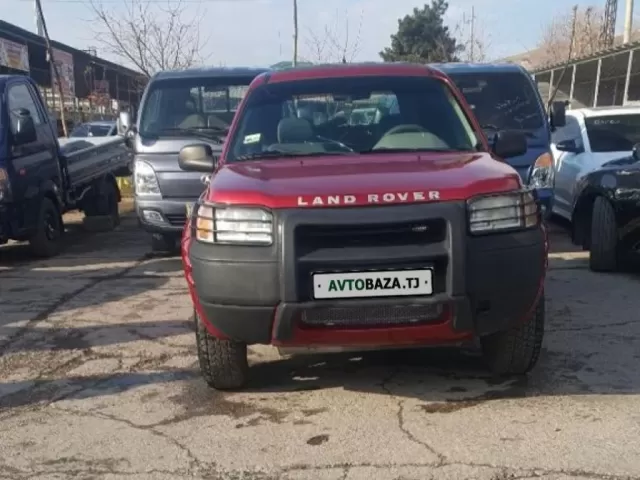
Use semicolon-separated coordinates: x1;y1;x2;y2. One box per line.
189;203;546;345
135;197;196;235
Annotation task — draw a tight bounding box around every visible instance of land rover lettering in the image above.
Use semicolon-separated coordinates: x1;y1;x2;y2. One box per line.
296;191;441;207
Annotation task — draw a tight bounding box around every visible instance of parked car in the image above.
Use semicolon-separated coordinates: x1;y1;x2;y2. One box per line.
432;63;566;219
0;75;131;257
69;120;117;137
118;67;269;254
178;62;546;390
550;106;640;260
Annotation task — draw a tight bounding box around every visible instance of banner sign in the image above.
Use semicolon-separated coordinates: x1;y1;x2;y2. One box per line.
51;47;75;98
0;38;29;72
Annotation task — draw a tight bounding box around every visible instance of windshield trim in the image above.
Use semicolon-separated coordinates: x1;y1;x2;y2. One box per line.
223;75;487;164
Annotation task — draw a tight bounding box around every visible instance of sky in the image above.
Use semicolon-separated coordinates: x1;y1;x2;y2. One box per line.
6;0;638;71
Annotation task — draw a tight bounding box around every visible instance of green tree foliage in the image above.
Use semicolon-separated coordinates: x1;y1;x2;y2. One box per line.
380;0;463;63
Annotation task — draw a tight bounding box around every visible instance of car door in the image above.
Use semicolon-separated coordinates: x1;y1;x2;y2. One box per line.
551;116;585;219
7;80;61;222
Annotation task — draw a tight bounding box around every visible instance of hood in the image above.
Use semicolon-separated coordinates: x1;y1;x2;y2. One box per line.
207;152;522;208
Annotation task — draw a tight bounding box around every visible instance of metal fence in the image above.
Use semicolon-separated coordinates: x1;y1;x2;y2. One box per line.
533;42;640;108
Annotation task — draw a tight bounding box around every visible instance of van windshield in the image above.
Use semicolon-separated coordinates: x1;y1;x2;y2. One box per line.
448;72;545;132
138;76;254;138
226;75;480;162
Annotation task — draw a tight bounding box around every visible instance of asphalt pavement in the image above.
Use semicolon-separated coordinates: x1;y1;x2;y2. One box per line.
0;208;639;480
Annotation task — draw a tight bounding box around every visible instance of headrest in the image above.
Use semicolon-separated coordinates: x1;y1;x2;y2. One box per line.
277;117;313;143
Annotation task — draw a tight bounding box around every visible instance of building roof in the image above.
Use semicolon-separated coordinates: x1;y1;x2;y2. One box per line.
0;20;142;79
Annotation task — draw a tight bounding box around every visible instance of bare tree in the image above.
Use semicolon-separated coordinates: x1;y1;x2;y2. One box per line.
453;8;491;62
303;9;364;63
537;6;604;66
87;0;209;77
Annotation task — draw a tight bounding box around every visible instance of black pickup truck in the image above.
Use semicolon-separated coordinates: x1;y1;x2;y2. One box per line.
0;75;131;257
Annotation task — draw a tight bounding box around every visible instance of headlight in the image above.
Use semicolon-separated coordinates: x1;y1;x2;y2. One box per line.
194;205;273;245
467;191;539;234
528;153;554;189
134;160;161;196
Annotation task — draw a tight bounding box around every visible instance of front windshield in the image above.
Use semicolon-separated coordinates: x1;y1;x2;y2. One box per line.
226;75;479;162
138;76;253;138
585;114;640;152
70;123;113;137
448;72;544;132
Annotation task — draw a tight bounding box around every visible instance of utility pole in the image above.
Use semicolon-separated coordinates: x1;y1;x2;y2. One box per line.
623;0;634;44
34;0;44;36
470;6;475;62
35;0;68;137
292;0;298;67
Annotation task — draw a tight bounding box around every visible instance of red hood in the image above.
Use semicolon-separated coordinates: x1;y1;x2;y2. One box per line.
206;152;522;208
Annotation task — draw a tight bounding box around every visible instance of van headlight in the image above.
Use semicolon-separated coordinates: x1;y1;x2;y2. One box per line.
528;153;555;189
194;205;273;245
467;191;539;234
134;160;161;196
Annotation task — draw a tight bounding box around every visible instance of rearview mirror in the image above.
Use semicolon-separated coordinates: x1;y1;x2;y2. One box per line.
11;108;37;145
550;101;566;128
555;139;583;153
491;130;527;159
179;144;218;172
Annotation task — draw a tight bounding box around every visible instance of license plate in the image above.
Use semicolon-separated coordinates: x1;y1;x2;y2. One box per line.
313;269;433;299
185;203;194;217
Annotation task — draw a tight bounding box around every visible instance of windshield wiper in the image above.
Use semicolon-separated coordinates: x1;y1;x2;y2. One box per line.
235;150;352;161
481;124;537;138
158;126;226;143
360;147;476;154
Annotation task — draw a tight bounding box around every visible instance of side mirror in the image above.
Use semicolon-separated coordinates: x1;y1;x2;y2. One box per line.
178;144;218;172
118;111;131;135
491;130;527;159
550;101;566;128
555;139;583;154
124;127;136;149
632;143;640;161
12;108;37;145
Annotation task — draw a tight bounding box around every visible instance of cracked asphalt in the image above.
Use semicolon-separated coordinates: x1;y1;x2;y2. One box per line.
1;207;640;480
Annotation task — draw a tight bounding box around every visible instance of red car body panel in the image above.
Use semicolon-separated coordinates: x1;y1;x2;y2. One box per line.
180;62;547;348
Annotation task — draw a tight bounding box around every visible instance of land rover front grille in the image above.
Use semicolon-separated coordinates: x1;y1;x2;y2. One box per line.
300;304;444;327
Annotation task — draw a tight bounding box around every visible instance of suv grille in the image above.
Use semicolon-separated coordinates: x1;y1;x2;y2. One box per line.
300;304;444;327
295;219;446;253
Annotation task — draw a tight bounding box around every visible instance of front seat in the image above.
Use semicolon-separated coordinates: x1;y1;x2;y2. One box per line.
176;98;206;129
277;117;314;143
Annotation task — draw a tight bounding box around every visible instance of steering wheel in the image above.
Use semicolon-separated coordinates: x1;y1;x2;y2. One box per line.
315;135;355;152
382;124;428;136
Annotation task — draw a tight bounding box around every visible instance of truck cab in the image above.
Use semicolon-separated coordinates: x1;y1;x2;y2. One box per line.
432;63;566;219
119;67;268;253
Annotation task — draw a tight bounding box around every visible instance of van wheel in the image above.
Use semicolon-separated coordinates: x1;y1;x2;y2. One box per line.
194;311;248;390
29;197;63;258
481;292;545;376
151;234;180;255
589;197;618;272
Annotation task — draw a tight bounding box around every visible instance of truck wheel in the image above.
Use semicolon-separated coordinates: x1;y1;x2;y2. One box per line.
481;292;545;376
29;197;63;258
85;180;120;227
151;234;180;255
194;311;249;390
589;196;618;272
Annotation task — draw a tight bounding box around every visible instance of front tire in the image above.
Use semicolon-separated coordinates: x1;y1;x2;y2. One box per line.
29;197;63;258
589;196;618;272
481;292;545;376
194;311;249;390
151;234;180;255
